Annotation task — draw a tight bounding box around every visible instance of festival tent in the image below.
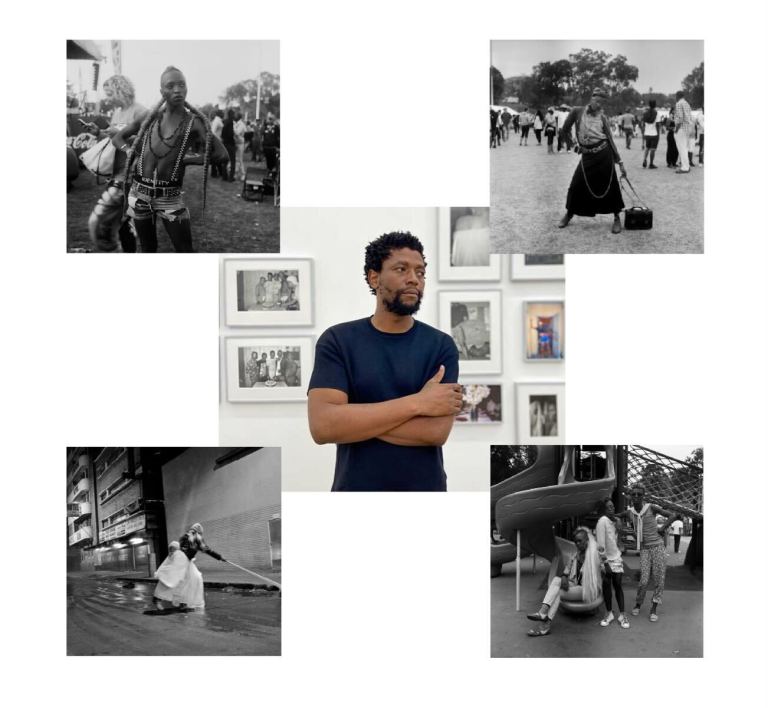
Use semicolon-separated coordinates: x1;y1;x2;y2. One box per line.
67;40;104;61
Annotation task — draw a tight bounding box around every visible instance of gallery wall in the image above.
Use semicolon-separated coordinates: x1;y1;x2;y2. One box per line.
219;207;565;491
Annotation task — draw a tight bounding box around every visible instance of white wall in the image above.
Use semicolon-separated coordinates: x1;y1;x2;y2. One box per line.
219;207;564;490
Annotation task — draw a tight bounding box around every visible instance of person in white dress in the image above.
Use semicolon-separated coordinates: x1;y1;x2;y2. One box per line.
450;208;490;267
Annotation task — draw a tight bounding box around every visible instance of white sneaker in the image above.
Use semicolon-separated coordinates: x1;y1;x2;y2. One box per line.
600;611;615;627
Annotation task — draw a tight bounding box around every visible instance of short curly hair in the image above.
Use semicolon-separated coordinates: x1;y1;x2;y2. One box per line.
102;74;135;106
364;231;426;295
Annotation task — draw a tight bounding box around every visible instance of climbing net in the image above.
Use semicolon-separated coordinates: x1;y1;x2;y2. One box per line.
625;446;703;519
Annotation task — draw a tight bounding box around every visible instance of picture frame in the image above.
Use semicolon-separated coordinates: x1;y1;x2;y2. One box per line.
523;299;565;362
223;258;314;327
455;383;502;424
515;381;565;443
510;254;565;281
438;207;501;281
438;290;502;375
225;336;314;402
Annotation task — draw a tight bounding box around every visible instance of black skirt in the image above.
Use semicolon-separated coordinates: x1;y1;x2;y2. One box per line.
565;143;624;216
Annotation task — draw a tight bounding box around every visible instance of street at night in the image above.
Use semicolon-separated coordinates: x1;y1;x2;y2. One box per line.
67;572;280;655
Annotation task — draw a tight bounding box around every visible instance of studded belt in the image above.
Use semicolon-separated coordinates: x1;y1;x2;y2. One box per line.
132;182;182;198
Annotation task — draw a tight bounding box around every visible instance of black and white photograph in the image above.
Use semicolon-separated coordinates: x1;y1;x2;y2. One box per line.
515;381;564;442
224;258;314;326
439;290;502;375
226;337;313;402
490;40;704;254
438;207;501;280
66;447;281;656
524;299;565;361
67;39;280;253
510;254;565;280
456;383;502;424
491;445;703;658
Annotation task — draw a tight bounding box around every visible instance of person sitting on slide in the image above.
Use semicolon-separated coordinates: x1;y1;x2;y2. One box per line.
525;527;601;637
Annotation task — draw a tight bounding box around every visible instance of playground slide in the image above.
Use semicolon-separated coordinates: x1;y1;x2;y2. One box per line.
492;446;617;575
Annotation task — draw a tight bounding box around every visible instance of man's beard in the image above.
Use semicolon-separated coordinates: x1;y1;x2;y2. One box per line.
383;290;422;316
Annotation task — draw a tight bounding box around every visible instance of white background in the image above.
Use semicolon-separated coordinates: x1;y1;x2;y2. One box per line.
3;0;767;704
220;207;564;490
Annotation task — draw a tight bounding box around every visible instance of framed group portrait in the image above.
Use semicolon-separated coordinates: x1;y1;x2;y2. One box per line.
515;381;565;443
223;258;314;327
438;290;502;375
438;207;501;281
523;299;565;362
225;336;313;403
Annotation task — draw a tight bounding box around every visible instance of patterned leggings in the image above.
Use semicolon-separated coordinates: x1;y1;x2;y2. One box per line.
636;544;667;606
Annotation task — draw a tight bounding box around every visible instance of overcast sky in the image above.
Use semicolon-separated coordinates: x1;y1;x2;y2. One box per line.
491;40;703;94
68;40;279;108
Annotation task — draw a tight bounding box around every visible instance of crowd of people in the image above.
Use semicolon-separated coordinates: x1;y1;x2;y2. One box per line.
491;88;703;235
244;349;301;387
490;91;703;171
72;70;280;253
209;108;280;182
525;485;683;637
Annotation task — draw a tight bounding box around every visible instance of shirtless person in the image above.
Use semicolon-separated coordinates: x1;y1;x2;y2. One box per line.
113;66;228;252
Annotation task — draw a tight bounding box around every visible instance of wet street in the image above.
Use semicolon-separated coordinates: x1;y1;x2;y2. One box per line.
67;573;280;655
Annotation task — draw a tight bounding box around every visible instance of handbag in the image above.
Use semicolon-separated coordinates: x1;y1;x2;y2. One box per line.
80;136;116;177
620;175;653;230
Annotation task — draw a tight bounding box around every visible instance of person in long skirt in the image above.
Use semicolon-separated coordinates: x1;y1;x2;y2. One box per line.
595;499;630;629
153;523;226;611
558;88;627;234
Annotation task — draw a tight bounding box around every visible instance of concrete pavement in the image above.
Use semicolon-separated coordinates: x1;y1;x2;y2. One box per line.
491;536;702;657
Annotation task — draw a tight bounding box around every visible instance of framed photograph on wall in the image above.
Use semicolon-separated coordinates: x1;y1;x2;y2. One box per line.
438;290;502;375
510;254;565;281
223;258;314;327
523;299;565;362
438;207;501;281
455;383;502;424
225;337;313;402
515;381;564;443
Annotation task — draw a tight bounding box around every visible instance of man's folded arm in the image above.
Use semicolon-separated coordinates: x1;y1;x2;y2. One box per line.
308;388;421;445
376;415;454;447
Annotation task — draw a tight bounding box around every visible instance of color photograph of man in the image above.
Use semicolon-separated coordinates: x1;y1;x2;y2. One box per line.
307;231;461;492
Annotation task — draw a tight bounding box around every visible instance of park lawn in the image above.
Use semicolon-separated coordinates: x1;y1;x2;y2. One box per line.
67;163;279;253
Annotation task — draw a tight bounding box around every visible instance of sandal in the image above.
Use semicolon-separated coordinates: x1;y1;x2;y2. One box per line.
526;612;548;622
527;626;551;637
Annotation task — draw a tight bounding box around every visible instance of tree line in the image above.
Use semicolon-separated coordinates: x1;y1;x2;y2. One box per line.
491;50;704;113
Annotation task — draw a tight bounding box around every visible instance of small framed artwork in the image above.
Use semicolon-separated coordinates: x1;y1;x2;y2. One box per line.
523;299;565;361
438;207;501;281
455;383;502;424
223;258;313;327
439;290;502;375
510;254;565;281
225;337;313;402
515;381;564;443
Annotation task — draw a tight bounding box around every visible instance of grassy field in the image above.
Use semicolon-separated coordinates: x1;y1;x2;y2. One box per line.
490;134;704;254
67;162;279;253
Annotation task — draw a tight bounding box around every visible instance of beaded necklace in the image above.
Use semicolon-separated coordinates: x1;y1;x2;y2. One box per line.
137;109;195;183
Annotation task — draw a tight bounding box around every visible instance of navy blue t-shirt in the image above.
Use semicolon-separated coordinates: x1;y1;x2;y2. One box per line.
308;317;459;492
